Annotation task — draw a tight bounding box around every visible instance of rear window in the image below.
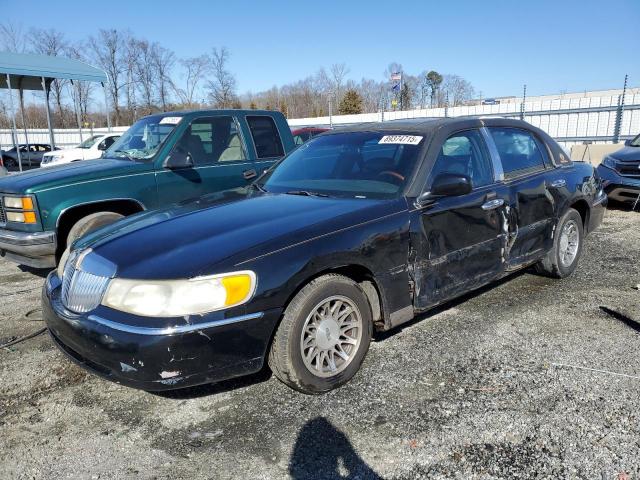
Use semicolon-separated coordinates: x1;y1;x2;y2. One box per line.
489;127;546;179
247;116;285;159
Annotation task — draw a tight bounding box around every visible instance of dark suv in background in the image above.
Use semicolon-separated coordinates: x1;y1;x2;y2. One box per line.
597;133;640;205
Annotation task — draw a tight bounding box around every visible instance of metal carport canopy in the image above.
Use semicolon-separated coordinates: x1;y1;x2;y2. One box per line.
0;51;107;89
0;52;110;171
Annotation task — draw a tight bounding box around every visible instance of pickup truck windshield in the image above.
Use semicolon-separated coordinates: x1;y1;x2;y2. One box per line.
106;115;181;160
78;135;101;149
260;132;423;199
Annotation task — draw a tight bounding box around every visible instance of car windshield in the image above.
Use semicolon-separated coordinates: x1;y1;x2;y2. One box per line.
105;115;182;160
260;131;424;199
77;135;102;149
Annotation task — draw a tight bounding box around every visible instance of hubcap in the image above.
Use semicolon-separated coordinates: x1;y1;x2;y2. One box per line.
559;219;579;267
300;295;362;378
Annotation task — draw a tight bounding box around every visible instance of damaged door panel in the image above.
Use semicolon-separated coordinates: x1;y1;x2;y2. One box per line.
411;128;508;310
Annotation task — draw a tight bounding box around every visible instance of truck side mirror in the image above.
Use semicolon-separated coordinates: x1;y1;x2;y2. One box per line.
164;150;194;169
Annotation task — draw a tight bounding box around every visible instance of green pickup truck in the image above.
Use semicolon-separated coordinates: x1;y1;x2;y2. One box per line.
0;109;295;268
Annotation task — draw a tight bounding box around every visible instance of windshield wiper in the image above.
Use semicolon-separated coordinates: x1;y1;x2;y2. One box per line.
252;183;268;193
284;190;329;198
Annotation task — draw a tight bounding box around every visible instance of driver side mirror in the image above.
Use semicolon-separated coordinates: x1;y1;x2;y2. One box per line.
164;150;194;170
416;173;472;206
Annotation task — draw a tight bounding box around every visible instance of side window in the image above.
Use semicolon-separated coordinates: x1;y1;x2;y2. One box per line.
293;135;304;145
99;136;118;150
173;116;247;166
489;127;546;179
430;130;494;189
247;116;285;159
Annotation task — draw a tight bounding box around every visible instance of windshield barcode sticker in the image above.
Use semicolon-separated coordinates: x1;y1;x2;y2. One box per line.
159;116;183;125
378;135;423;145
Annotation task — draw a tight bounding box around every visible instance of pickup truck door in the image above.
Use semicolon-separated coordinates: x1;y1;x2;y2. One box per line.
485;127;556;268
155;115;258;205
412;128;509;310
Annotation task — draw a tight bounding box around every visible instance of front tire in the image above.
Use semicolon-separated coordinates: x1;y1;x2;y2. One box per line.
535;208;584;278
268;274;373;394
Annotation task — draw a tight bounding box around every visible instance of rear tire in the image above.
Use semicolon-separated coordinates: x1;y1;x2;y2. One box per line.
66;211;124;249
268;274;373;394
535;208;584;278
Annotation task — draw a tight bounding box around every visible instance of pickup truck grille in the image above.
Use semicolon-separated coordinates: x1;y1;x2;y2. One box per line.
61;251;110;313
0;197;6;224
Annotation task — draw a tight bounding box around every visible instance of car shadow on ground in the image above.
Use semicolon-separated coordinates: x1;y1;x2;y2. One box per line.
288;417;382;480
17;264;52;279
151;367;274;400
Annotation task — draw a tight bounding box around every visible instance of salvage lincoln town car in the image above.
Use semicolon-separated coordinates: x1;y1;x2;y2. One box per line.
43;117;607;394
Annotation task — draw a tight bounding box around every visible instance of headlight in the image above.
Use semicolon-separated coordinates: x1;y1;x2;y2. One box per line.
601;155;617;169
102;270;257;317
4;196;33;210
3;195;37;223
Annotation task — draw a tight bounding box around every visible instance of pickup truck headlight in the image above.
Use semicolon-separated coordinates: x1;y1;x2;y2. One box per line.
102;271;257;317
601;155;617;170
3;196;37;224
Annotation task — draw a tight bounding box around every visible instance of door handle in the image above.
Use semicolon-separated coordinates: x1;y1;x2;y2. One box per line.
550;179;566;188
481;198;505;210
243;169;257;180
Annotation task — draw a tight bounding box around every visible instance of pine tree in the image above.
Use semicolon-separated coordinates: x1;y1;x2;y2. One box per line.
249;101;257;110
279;100;288;117
338;89;363;115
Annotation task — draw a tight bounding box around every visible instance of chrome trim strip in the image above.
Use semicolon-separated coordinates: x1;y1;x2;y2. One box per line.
0;228;55;246
87;311;265;335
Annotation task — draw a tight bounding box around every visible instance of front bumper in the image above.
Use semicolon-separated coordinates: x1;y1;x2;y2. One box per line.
0;228;56;268
596;164;640;203
42;272;282;391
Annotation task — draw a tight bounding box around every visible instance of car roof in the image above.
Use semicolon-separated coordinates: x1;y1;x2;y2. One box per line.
325;117;536;135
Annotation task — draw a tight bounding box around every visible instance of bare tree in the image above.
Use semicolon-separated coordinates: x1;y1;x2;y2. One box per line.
90;29;126;125
123;35;139;123
207;47;237;108
66;43;94;122
30;28;69;126
0;22;27;52
133;39;155;111
175;55;210;107
151;44;175;110
440;74;475;106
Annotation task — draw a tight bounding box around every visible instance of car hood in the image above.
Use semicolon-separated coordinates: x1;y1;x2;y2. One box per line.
79;189;406;280
611;146;640;162
0;157;149;194
43;148;82;158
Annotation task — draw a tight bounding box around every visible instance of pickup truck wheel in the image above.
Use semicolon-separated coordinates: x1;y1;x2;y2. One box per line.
4;158;17;169
268;274;372;394
535;208;584;278
66;211;124;249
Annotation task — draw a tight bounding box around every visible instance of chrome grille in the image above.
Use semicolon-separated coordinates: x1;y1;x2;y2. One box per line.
61;251;110;313
0;197;5;224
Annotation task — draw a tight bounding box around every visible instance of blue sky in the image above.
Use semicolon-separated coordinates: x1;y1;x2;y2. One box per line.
2;0;638;97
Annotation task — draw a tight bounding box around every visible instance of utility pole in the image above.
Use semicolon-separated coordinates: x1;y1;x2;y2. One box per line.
520;84;527;121
613;74;628;144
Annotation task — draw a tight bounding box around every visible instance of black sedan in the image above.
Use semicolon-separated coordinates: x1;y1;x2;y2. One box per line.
597;133;640;205
43;117;607;394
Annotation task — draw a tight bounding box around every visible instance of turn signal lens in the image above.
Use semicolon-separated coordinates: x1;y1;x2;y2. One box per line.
21;197;34;210
23;211;36;223
222;274;254;306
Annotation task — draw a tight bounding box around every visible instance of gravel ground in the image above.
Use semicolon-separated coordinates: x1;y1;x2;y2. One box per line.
1;206;639;479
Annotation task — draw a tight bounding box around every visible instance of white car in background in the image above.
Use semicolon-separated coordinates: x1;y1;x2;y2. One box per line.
40;133;121;168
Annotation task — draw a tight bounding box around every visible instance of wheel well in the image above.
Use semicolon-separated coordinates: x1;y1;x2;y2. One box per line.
569;199;590;230
282;265;385;331
55;200;144;257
